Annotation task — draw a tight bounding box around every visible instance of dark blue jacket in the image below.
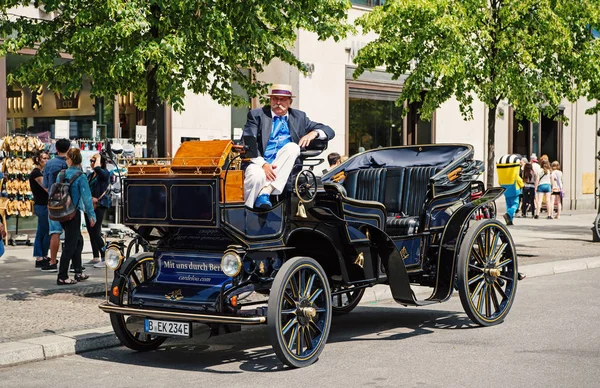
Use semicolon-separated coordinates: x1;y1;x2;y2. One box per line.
88;167;111;208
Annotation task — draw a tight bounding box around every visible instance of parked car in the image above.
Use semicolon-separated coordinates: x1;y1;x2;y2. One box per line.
99;140;518;368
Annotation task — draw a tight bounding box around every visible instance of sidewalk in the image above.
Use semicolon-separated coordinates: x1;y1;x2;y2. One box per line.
1;208;599;367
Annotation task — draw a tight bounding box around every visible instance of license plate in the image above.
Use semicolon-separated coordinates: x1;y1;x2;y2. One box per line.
144;319;191;337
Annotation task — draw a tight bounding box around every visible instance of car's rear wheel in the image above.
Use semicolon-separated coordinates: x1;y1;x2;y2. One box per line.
126;237;148;259
331;285;365;315
268;256;332;368
456;220;518;326
109;253;166;351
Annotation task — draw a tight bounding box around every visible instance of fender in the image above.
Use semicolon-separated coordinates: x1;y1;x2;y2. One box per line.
429;187;504;302
366;227;437;306
285;227;350;282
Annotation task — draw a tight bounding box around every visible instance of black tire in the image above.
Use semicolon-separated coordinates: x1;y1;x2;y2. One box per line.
593;213;600;242
126;237;147;259
109;253;166;351
268;256;332;368
331;285;365;316
456;220;518;326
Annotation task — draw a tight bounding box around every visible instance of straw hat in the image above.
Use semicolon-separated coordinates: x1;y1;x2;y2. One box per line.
266;84;295;98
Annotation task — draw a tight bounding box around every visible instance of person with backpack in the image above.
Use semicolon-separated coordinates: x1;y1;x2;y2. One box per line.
50;148;96;285
41;138;70;272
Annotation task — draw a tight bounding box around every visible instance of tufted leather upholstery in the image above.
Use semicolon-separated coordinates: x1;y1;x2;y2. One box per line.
400;167;439;217
343;168;387;203
340;166;439;235
385;166;438;234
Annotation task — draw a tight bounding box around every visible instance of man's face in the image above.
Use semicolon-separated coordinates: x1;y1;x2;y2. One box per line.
270;96;292;116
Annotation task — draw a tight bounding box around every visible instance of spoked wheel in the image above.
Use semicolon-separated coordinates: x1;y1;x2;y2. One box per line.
456;220;518;326
109;253;166;351
268;257;332;368
331;284;365;316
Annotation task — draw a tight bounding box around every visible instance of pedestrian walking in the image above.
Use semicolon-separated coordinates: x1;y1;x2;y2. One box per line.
55;148;96;285
521;161;537;218
535;159;554;219
496;154;524;225
84;153;110;268
41;138;70;272
551;161;564;219
29;150;50;268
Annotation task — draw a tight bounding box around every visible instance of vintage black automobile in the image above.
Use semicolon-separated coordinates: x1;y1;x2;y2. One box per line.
99;140;518;368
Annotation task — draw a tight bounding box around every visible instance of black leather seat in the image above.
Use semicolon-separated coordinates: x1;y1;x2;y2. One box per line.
384;166;439;235
343;168;387;202
337;166;439;235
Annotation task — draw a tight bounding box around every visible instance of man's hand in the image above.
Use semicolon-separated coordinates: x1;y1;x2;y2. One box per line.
299;131;318;148
262;163;277;181
89;219;96;228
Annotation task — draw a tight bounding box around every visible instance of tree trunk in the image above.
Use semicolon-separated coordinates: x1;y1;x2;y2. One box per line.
146;64;159;158
146;3;160;159
486;104;498;189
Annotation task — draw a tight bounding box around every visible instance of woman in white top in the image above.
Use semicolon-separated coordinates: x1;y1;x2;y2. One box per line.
535;159;554;219
551;161;564;219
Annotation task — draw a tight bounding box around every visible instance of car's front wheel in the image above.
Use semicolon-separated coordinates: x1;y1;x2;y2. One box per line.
109;253;166;351
268;256;332;368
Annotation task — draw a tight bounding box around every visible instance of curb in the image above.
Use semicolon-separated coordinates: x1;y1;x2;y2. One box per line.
0;326;119;368
1;256;599;368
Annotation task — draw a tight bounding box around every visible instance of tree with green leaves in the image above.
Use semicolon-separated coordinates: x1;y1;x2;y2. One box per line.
0;0;352;156
354;0;600;186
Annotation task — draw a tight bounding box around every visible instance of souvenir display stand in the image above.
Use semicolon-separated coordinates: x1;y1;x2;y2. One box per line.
0;135;45;245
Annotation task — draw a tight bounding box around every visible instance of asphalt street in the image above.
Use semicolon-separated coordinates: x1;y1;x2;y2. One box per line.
1;267;598;388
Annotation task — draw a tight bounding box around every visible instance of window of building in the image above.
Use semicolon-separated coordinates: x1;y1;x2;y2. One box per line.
4;53;114;140
510;109;563;163
347;86;434;155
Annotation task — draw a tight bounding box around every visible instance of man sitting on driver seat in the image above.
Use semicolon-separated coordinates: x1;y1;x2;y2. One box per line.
242;84;335;209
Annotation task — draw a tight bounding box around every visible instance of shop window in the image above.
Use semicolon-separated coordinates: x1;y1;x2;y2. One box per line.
5;53;114;140
510;110;563;163
348;87;403;155
348;87;434;155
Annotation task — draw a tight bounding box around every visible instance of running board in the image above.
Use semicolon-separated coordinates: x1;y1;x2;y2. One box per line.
99;302;266;325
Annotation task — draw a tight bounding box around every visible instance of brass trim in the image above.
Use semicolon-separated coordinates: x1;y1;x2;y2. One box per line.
354;252;365;268
485;268;501;277
98;303;266;325
299;307;317;319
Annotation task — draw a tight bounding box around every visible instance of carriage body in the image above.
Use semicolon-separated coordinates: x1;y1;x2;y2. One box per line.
100;140;518;368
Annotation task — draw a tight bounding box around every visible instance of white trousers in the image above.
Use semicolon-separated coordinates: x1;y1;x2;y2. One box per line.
244;142;301;208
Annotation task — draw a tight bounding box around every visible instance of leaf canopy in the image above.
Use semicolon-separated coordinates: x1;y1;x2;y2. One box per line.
354;0;600;122
0;0;353;111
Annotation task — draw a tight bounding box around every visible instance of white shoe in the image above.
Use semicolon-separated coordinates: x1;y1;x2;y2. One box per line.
93;261;106;268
